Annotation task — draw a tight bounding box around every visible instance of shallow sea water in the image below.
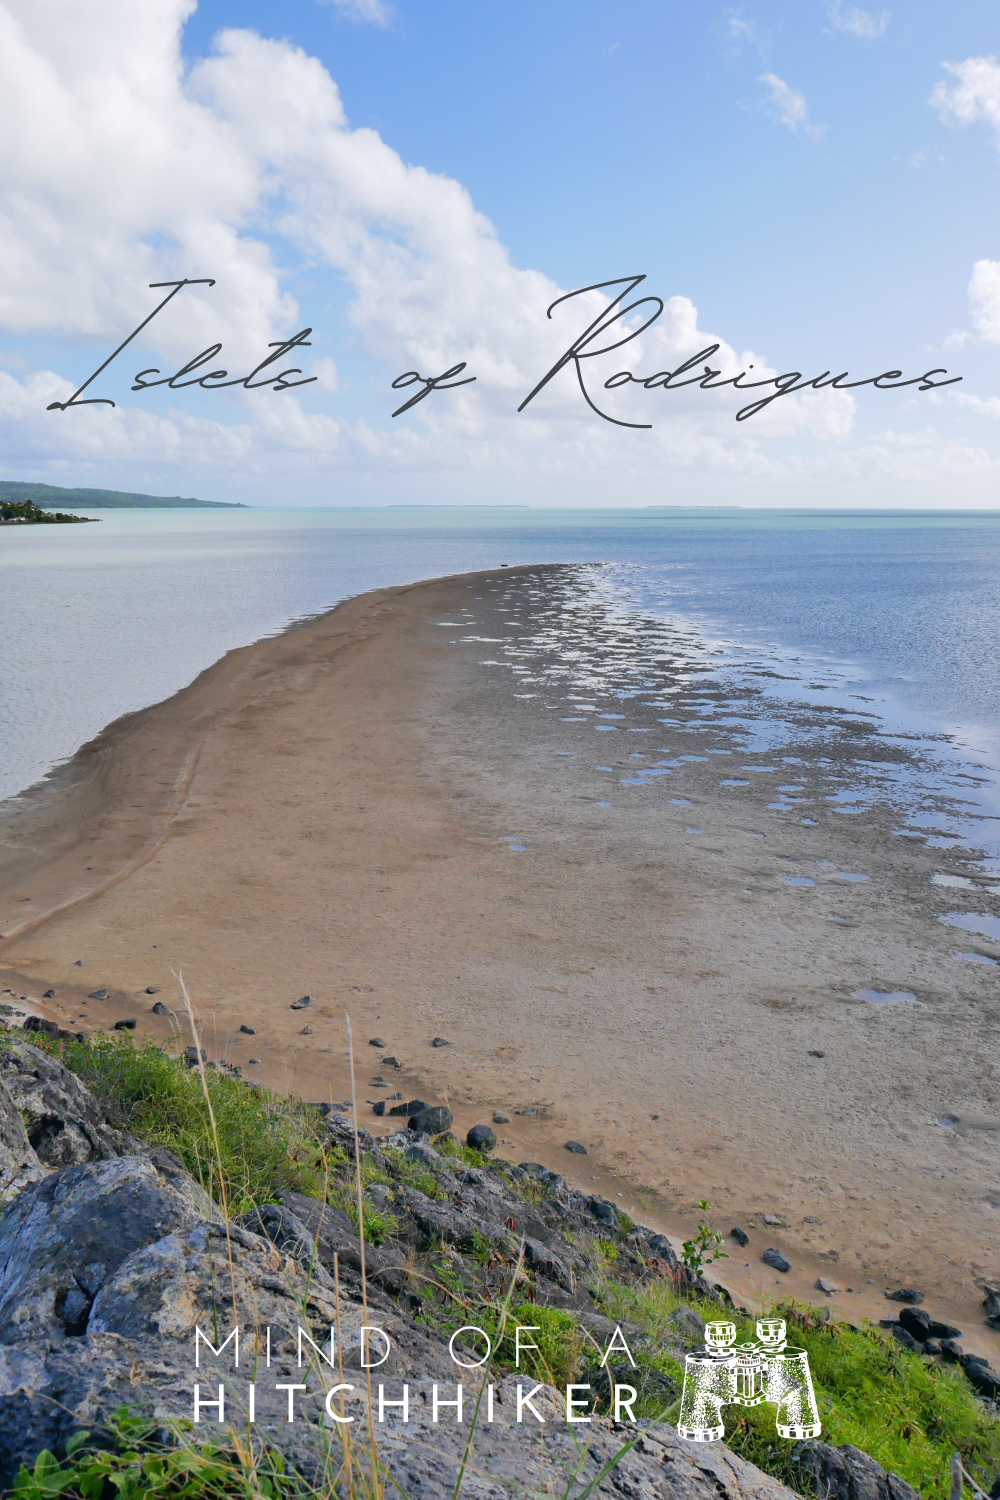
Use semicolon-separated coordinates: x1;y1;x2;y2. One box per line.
3;507;1000;887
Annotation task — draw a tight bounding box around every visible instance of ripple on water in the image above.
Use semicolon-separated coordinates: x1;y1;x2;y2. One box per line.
854;988;918;1005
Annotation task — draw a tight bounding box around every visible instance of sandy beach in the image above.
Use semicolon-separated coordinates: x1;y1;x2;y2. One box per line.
2;564;999;1356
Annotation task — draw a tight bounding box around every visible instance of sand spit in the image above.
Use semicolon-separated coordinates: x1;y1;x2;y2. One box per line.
1;564;998;1353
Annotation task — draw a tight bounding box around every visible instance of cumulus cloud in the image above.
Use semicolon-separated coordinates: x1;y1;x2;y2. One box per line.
759;73;825;138
931;56;1000;144
828;3;889;39
2;0;960;506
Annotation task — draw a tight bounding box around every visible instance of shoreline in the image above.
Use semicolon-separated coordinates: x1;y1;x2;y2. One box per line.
2;564;999;1359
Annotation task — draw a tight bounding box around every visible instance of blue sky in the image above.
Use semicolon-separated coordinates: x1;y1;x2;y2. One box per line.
1;0;998;505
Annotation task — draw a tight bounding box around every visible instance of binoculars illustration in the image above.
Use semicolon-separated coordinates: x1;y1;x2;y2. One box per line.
677;1318;821;1443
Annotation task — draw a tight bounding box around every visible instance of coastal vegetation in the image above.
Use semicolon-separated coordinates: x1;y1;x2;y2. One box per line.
0;497;95;524
6;1028;1000;1500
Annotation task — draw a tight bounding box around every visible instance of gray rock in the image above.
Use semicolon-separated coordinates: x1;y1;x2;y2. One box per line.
408;1104;453;1135
239;1024;255;1034
891;1326;922;1352
667;1304;707;1345
762;1247;791;1272
289;995;310;1011
466;1124;497;1152
923;1339;941;1355
798;1440;922;1500
962;1358;1000;1399
493;1110;511;1124
183;1045;206;1068
43;990;56;1000
940;1338;964;1362
645;1232;681;1272
383;1055;401;1068
0;1154;217;1342
430;1037;450;1048
144;987;160;995
899;1306;962;1342
731;1226;749;1246
87;990;108;1001
522;1235;572;1290
0;1072;44;1195
884;1287;924;1303
0;1039;122;1170
817;1277;839;1294
150;1002;169;1016
369;1037;386;1047
983;1284;1000;1328
393;1186;483;1251
565;1140;587;1154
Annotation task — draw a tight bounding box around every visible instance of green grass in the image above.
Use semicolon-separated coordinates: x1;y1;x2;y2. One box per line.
14;1034;328;1211
592;1279;1000;1500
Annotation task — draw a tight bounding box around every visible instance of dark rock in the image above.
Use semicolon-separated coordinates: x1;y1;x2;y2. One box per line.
923;1339;941;1355
87;989;108;1001
983;1285;1000;1328
564;1140;587;1154
762;1247;791;1272
23;1017;63;1040
667;1305;707;1345
0;1039;123;1169
493;1111;510;1124
239;1024;256;1034
645;1232;680;1272
0;1154;217;1341
383;1056;400;1068
0;1072;44;1194
313;1103;332;1116
289;995;310;1011
372;1101;386;1116
408;1104;452;1135
808;1050;825;1058
43;990;55;1000
144;987;160;995
369;1037;386;1047
522;1235;572;1290
879;1317;899;1329
891;1326;922;1352
467;1125;497;1152
898;1306;931;1340
388;1102;411;1116
431;1037;450;1048
112;1019;136;1032
798;1440;922;1500
151;1002;169;1016
731;1226;749;1246
183;1045;207;1067
963;1360;1000;1399
940;1338;964;1362
299;1025;312;1036
885;1287;924;1303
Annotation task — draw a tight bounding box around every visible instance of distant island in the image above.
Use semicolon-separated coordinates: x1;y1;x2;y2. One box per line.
0;481;244;509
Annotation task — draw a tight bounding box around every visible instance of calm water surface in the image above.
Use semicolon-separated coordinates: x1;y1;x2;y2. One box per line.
4;506;999;812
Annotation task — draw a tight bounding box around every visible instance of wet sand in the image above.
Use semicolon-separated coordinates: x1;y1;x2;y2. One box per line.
2;564;999;1356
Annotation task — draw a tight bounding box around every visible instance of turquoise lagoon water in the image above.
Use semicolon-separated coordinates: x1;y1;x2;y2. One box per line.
3;507;1000;855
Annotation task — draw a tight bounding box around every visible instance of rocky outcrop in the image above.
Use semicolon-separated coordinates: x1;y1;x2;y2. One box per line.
0;1040;123;1169
798;1441;922;1500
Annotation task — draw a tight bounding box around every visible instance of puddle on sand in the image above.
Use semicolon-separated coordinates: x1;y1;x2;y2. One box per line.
722;778;750;786
669;798;691;805
802;818;819;825
957;952;998;965
854;988;918;1005
941;911;1000;940
781;876;815;887
931;873;974;889
832;873;868;882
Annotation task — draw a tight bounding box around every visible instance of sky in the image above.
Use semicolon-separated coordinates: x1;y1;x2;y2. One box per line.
1;0;999;507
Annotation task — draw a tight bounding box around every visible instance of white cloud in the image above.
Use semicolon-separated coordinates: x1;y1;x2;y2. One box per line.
2;0;989;507
759;73;825;139
968;259;1000;342
931;56;1000;145
829;3;889;39
956;393;1000;419
318;0;390;27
